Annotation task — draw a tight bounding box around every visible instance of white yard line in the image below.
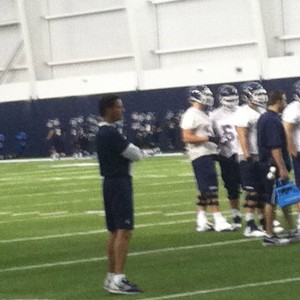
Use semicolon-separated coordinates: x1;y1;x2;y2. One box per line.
0;219;194;244
12;212;40;217
39;211;69;217
2;198;98;210
0;210;161;224
0;187;191;200
0;229;106;244
137;277;300;300
0;238;256;273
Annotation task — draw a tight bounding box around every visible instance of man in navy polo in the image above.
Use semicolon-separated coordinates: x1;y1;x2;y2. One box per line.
96;94;143;295
257;90;291;246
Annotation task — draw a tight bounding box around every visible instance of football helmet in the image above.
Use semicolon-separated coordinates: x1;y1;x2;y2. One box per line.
217;84;239;111
240;81;268;108
186;85;214;107
292;80;300;102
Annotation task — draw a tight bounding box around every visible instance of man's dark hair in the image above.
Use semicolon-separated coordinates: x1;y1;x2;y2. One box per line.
267;90;286;106
98;94;120;117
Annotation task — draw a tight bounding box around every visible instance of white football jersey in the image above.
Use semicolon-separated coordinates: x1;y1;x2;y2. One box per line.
180;106;218;161
210;106;238;158
282;100;300;151
234;104;266;156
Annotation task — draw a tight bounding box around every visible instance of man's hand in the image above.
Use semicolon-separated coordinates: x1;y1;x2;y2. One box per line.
278;167;289;181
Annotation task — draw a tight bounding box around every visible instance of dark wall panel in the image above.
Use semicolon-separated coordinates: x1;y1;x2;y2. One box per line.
0;77;299;158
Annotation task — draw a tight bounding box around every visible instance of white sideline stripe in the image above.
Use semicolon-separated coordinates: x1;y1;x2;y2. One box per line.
137;277;300;300
0;219;194;244
12;211;40;217
0;238;256;273
51;163;98;168
2;197;98;210
85;210;103;215
165;210;233;217
2;200;187;212
0;210;161;224
0;229;106;244
1;187;191;200
165;211;194;216
39;211;68;217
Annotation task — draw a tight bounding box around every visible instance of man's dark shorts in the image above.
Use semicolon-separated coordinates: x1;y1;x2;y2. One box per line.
192;155;218;194
103;176;133;232
218;154;240;199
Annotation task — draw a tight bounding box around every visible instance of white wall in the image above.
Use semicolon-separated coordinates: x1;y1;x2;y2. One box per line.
1;0;300;102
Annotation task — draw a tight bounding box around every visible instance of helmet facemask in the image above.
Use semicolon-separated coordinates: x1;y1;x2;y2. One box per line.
250;88;268;108
188;86;214;107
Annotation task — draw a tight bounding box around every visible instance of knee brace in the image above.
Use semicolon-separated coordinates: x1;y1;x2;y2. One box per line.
207;199;220;206
243;193;259;209
196;192;219;207
206;192;219;206
196;194;207;207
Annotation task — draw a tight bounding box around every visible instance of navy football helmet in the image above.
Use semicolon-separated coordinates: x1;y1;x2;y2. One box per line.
239;81;268;108
292;80;300;102
186;85;214;107
217;84;239;111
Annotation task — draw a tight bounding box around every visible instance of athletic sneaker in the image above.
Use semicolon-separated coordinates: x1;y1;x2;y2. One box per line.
196;221;214;232
262;235;289;247
244;224;265;238
108;278;142;295
232;215;242;229
286;229;300;243
103;277;110;292
214;217;235;232
273;220;284;234
297;218;300;231
273;220;281;227
273;226;284;234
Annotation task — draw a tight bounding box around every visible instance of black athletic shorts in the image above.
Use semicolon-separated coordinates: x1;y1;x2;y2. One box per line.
192;155;218;194
103;176;133;232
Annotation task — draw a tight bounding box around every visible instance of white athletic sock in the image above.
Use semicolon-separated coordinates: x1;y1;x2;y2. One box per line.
113;274;126;284
257;213;264;221
245;213;254;222
197;210;207;224
212;212;223;222
232;209;241;218
107;272;114;280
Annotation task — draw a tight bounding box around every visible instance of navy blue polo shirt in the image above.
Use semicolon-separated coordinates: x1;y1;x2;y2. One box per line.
96;123;130;178
257;110;290;167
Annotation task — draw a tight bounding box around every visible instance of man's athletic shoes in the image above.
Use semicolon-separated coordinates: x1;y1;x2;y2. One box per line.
232;215;242;229
196;221;214;232
263;235;289;247
297;217;300;231
105;277;142;295
214;217;235;232
284;229;300;243
273;220;284;234
196;218;234;232
103;276;110;292
244;224;265;237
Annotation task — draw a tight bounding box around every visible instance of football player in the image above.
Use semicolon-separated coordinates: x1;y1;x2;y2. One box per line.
210;85;242;228
282;80;300;230
46;118;65;160
235;82;268;237
180;85;234;232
